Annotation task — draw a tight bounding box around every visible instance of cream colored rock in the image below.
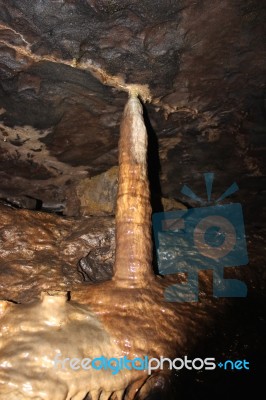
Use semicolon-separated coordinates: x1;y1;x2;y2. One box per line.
0;292;136;399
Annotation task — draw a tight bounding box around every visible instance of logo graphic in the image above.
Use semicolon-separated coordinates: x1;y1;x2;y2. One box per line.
152;173;249;302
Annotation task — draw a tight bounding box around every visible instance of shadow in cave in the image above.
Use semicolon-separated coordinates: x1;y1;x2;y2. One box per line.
142;104;163;215
167;293;265;399
142;103;163;276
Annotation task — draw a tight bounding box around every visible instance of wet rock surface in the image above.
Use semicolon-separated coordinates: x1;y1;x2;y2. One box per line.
0;201;265;398
0;204;115;302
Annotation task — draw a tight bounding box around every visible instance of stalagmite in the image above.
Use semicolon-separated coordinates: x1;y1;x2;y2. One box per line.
0;94;202;400
114;95;154;286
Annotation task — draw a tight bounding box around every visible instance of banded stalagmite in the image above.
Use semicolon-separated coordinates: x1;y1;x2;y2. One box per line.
114;94;154;287
0;93;213;400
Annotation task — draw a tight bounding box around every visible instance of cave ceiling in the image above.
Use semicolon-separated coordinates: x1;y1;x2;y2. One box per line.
0;0;265;217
